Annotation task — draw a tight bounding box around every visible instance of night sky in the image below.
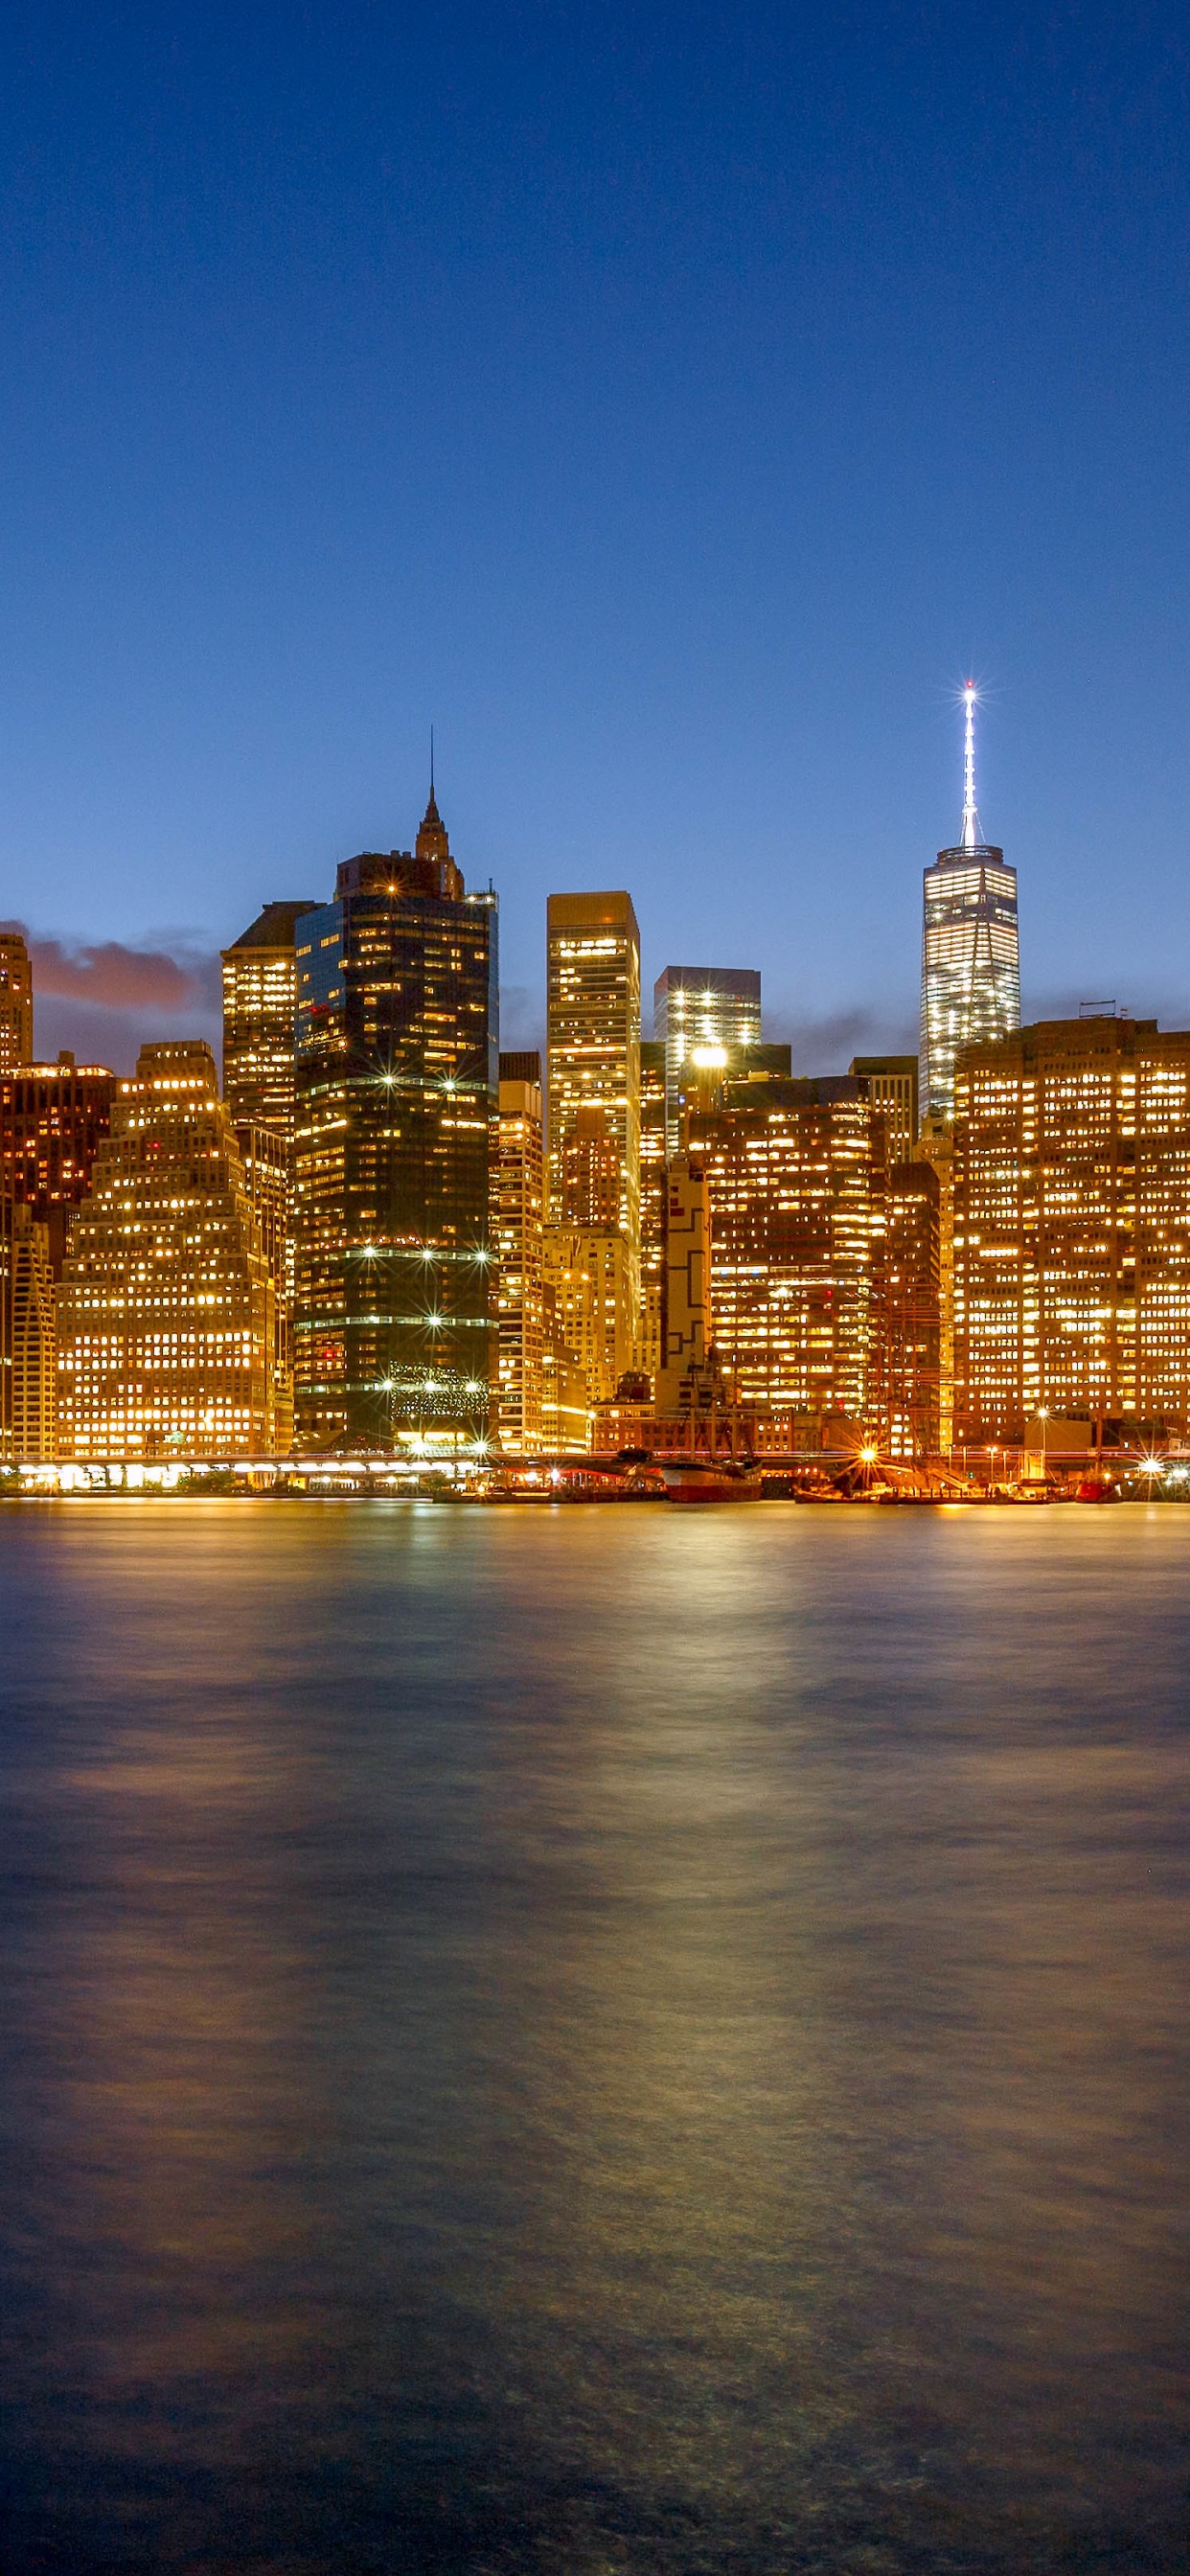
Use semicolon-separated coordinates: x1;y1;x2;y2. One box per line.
1;3;1186;1068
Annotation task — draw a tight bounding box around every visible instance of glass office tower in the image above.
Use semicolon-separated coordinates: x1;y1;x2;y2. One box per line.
653;967;762;1154
293;791;497;1453
920;688;1019;1122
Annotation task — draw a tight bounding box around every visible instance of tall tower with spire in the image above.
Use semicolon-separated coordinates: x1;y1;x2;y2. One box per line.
920;685;1020;1123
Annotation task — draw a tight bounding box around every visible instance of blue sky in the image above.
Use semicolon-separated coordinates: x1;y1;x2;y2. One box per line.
0;2;1187;1066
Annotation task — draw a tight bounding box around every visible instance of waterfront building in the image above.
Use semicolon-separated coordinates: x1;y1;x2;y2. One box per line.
542;1227;632;1410
0;1202;56;1460
293;791;497;1452
637;1038;666;1385
851;1056;919;1161
952;1014;1190;1441
57;1042;282;1459
0;1054;116;1273
653;968;761;1155
541;1296;590;1450
688;1074;885;1424
0;932;33;1072
545;891;640;1316
493;1051;545;1453
234;1121;292;1419
654;1152;713;1414
882;1162;941;1458
913;1114;955;1451
921;687;1019;1122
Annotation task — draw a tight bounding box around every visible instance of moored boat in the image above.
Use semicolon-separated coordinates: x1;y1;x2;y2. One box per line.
656;1457;762;1503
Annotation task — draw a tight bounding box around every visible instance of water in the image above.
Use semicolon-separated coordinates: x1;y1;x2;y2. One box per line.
0;1500;1186;2574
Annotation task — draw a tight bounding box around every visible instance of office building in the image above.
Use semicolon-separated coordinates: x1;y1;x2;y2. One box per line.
653;967;763;1154
493;1051;545;1453
914;1115;955;1451
0;1055;116;1273
545;891;640;1315
688;1075;885;1423
882;1162;941;1458
542;1228;632;1410
654;1152;713;1414
952;1015;1190;1442
851;1056;919;1162
222;899;316;1326
0;1202;56;1461
221;901;316;1135
293;790;497;1451
637;1038;666;1384
921;687;1019;1121
0;932;33;1072
57;1042;282;1459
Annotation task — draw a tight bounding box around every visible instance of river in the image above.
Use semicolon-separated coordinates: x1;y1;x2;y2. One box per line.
0;1500;1186;2571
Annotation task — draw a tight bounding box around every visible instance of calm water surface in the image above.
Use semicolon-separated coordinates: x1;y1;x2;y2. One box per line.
0;1500;1186;2573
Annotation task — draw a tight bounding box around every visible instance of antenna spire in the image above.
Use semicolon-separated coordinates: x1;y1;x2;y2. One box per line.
429;724;434;799
961;682;980;850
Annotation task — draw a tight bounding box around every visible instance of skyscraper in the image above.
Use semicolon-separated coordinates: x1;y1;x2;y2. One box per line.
653;967;762;1154
688;1074;885;1425
952;1014;1190;1441
637;1038;667;1384
0;931;34;1071
493;1051;545;1453
851;1056;919;1161
0;1203;56;1462
545;891;640;1312
882;1161;941;1458
0;1055;116;1273
57;1042;282;1459
222;899;316;1324
920;687;1019;1122
293;790;497;1453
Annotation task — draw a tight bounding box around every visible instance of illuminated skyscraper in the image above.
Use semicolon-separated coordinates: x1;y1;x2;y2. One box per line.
0;931;33;1071
493;1051;545;1453
0;1055;116;1273
637;1038;666;1383
953;1015;1190;1442
688;1074;885;1424
653;967;762;1154
920;687;1019;1121
57;1042;283;1459
882;1161;941;1458
545;891;640;1311
0;1203;56;1461
851;1056;919;1161
293;791;497;1452
222;899;316;1325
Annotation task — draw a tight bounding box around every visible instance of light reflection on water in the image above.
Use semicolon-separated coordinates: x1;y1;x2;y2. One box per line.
0;1500;1186;2572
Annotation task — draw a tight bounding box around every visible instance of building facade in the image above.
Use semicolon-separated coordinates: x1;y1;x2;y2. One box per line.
57;1042;282;1459
882;1161;941;1458
653;967;762;1154
221;899;315;1321
952;1015;1190;1442
688;1075;885;1424
921;688;1019;1122
637;1038;666;1386
0;1055;116;1273
851;1056;919;1162
0;932;33;1072
0;1202;56;1461
545;891;640;1315
542;1228;633;1409
293;793;498;1452
493;1052;545;1453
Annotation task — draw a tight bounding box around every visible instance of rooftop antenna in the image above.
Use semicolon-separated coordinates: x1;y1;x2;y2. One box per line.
961;681;980;851
429;724;435;801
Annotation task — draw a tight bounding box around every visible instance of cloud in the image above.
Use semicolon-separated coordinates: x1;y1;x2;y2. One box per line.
772;1006;919;1072
0;923;219;1013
